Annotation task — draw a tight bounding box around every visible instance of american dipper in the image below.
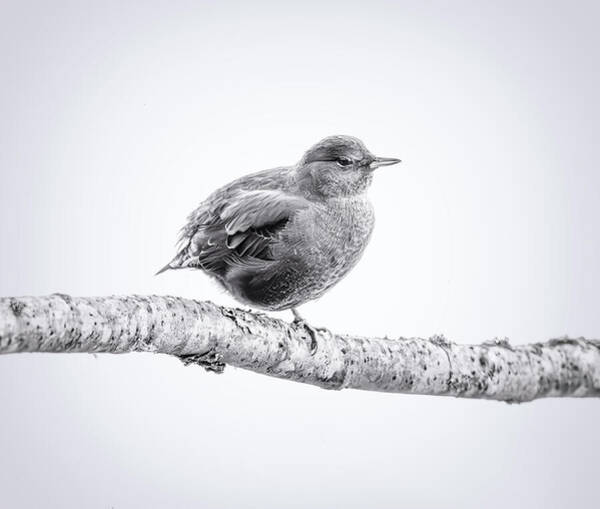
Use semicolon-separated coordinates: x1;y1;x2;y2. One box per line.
158;135;400;348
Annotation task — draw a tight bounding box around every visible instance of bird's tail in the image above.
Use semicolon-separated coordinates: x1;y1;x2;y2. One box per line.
155;250;190;276
155;263;173;276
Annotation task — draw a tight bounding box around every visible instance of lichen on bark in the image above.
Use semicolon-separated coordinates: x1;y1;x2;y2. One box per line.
0;294;599;403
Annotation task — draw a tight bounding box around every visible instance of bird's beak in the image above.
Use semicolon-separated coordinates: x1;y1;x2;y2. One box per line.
369;157;402;170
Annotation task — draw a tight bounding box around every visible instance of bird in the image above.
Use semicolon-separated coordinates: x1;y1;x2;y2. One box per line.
157;135;400;350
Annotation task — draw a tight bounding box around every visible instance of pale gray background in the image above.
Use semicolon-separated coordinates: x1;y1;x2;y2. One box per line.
1;1;599;507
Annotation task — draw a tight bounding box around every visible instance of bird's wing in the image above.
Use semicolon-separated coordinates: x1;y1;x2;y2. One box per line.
170;189;309;274
220;190;305;234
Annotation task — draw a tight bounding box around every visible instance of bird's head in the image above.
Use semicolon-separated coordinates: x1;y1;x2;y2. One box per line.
295;135;400;198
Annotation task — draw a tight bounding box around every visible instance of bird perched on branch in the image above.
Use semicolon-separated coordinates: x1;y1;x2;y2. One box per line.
158;135;400;349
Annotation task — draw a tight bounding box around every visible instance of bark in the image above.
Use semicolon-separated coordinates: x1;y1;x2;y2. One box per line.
0;294;598;403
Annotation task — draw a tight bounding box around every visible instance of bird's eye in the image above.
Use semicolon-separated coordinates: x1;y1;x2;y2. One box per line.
336;157;353;167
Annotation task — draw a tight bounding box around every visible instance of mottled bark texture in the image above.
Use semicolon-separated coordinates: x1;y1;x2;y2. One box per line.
1;295;599;402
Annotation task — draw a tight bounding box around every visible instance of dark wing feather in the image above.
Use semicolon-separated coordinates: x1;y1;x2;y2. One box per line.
167;188;308;277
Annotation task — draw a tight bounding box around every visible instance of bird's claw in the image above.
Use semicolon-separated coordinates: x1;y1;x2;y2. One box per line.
292;317;321;354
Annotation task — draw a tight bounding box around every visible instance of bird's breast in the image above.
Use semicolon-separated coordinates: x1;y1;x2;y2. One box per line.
314;197;374;260
279;196;375;292
229;195;375;311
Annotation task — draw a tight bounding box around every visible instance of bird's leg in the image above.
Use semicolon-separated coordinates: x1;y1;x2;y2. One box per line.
291;308;320;354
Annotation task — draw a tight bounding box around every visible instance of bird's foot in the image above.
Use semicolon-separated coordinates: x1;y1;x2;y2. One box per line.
178;350;225;374
291;309;322;354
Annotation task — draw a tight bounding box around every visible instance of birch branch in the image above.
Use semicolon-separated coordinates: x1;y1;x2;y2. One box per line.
0;294;598;403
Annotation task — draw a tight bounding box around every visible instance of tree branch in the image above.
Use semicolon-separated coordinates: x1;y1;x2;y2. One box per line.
0;294;598;403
